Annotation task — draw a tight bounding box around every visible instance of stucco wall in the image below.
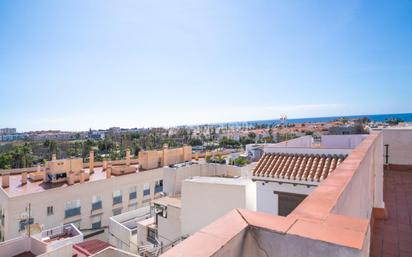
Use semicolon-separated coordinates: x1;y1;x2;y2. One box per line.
163;164;246;197
256;181;315;215
158;205;181;246
320;135;368;149
382;129;412;165
2;168;163;241
181;179;256;236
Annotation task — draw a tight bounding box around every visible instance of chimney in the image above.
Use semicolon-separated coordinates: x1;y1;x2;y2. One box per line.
68;174;75;185
79;172;85;184
162;144;169;167
52;154;57;161
106;162;112;178
2;173;10;188
21;172;27;185
126;149;131;166
89;151;94;174
102;159;108;170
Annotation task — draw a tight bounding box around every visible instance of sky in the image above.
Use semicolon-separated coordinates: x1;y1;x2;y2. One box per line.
0;0;411;132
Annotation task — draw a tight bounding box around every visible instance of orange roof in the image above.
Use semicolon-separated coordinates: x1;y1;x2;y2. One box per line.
253;153;346;182
73;239;111;257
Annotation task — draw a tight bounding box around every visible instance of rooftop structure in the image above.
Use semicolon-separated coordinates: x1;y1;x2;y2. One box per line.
159;132;391;257
0;223;82;257
72;239;111;257
0;145;192;242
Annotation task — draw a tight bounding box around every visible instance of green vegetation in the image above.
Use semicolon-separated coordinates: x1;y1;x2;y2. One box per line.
0;143;35;169
230;156;251;167
385;118;404;125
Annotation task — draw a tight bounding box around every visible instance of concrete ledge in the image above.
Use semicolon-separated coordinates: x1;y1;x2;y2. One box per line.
385;164;412;171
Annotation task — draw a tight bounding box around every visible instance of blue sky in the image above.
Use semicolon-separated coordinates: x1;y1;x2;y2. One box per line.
0;0;411;131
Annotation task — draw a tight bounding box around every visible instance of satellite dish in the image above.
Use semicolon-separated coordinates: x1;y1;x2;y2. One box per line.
20;212;29;220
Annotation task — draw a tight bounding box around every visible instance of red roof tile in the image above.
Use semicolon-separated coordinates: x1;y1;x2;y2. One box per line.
73;239;111;257
253;153;347;182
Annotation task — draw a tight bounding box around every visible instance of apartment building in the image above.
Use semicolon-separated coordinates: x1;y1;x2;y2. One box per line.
0;145;192;242
108;162;256;255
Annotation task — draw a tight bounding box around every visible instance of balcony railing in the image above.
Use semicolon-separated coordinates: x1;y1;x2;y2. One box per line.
155;186;163;193
113;196;122;205
143;189;150;196
129;192;137;200
92;201;102;211
65;207;81;218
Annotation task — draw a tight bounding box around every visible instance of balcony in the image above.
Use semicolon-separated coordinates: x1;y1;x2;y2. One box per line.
113;196;122;205
65;207;81;218
91;201;102;211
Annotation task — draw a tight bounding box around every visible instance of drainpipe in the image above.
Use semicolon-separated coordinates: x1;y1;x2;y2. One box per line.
384;144;389;164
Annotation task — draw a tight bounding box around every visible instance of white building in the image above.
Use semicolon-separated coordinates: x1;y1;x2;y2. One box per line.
252;134;368;216
0;161;163;242
0;223;82;257
180;176;256;236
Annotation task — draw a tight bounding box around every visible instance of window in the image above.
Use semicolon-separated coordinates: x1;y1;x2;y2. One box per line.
65;200;81;218
113;208;122;216
92;195;102;211
47;206;54;216
155;180;163;193
143;183;150;196
113;190;122;205
91;215;102;229
129;187;137;200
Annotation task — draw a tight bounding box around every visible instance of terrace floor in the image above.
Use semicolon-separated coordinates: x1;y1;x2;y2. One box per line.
370;169;412;257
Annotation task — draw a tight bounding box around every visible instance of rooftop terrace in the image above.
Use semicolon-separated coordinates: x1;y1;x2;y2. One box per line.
1;165;139;198
160;132;385;257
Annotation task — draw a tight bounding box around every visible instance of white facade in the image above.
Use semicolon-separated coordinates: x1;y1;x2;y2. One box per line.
0;223;82;257
256;180;315;215
108;206;152;253
181;177;256;236
381;128;412;165
0;167;164;241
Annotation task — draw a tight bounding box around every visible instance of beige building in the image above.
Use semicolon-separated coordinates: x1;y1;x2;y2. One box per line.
0;145;192;242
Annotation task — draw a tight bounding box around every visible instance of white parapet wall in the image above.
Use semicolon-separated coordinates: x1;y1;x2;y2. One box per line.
163;163;253;197
381;128;412;165
109;206;151;252
180;177;256;236
320;135;368;149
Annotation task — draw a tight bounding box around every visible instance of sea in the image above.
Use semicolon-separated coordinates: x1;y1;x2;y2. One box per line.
210;113;412;128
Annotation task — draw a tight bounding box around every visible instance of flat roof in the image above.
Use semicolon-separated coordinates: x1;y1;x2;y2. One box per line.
152;196;182;208
184;176;253;186
1;165;140;198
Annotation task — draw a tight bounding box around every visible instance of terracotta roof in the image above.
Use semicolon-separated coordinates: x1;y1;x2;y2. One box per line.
73;239;111;257
253;153;347;182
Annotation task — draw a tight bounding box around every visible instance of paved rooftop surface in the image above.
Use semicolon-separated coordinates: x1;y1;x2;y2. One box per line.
370;170;412;257
1;165;140;197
